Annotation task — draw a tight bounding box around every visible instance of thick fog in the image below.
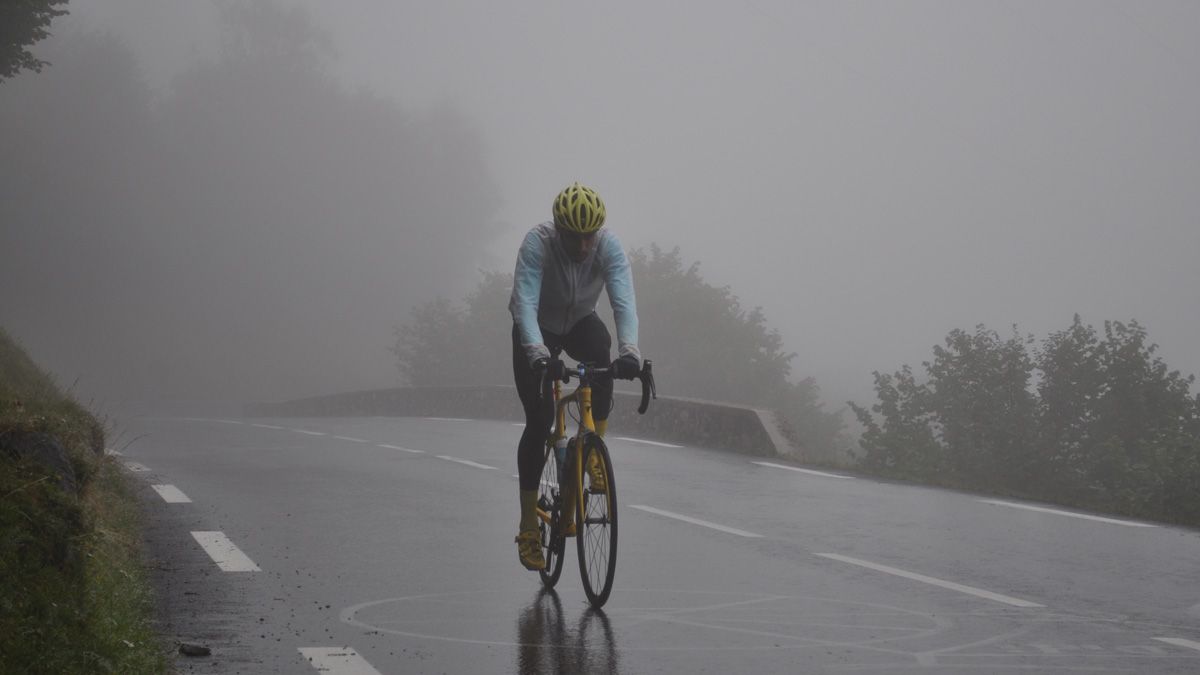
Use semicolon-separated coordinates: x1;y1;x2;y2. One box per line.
2;1;1197;414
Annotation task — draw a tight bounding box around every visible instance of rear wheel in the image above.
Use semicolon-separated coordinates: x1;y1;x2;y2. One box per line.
537;444;565;587
576;434;617;607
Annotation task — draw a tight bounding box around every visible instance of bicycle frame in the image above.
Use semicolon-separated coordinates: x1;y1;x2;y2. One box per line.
536;378;595;529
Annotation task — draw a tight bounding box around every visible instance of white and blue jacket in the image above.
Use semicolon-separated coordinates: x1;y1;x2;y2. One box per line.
509;222;640;367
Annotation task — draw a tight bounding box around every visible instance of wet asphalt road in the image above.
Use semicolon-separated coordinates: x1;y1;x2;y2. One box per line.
120;414;1200;674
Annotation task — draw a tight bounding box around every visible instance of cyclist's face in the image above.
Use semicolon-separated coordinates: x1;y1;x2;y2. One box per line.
558;227;599;263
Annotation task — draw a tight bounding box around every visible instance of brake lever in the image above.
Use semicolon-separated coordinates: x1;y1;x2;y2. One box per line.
637;359;656;415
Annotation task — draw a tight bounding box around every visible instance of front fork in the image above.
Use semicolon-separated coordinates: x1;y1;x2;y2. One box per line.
556;383;595;530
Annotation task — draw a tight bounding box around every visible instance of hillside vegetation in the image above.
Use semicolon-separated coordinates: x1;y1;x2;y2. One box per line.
0;327;166;673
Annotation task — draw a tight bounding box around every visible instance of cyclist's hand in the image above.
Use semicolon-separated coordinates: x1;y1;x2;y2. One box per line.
610;354;641;380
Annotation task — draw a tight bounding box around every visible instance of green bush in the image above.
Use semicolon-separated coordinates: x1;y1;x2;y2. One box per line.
851;316;1200;525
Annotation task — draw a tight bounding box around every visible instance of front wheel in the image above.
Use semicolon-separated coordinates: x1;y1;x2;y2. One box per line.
575;434;617;607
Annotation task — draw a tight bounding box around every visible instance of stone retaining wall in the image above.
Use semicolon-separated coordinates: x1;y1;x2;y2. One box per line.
248;386;797;458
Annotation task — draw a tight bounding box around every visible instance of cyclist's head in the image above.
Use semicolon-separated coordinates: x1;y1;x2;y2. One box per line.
552;182;606;234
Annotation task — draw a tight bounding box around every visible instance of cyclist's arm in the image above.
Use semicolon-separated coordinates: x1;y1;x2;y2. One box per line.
509;229;551;365
599;232;641;364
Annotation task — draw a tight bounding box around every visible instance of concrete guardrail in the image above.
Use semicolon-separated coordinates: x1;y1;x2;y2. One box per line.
247;385;801;459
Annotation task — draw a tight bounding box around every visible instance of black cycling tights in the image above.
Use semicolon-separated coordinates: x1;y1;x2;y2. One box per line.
513;314;612;491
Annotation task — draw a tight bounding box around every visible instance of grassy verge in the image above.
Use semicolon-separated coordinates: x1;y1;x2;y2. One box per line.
0;327;169;673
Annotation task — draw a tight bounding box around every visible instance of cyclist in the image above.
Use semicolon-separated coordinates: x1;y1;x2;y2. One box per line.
509;182;642;571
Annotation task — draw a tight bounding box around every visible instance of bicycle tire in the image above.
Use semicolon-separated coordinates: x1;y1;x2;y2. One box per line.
537;443;566;587
575;433;617;607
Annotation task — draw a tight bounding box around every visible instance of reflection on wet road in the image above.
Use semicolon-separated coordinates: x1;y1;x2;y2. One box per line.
516;591;618;674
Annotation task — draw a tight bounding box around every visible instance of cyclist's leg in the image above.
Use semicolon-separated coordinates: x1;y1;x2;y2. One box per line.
513;324;555;569
562;313;614;428
562;314;613;489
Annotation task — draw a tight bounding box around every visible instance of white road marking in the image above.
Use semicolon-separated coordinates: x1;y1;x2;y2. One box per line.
815;553;1043;608
436;455;498;471
377;444;424;454
124;461;150;472
425;417;471;422
979;499;1158;528
216;419;243;425
293;429;326;436
1154;637;1200;652
752;461;853;479
191;531;261;572
629;505;762;538
151;484;192;503
251;423;286;430
616;436;682;448
332;435;369;443
299;647;383;675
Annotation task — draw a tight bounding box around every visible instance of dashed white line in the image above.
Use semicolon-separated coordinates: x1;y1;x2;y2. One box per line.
629;505;762;538
616;436;682;448
815;553;1043;608
377;444;424;454
124;461;150;472
293;429;326;436
752;461;853;479
979;499;1158;528
299;647;383;675
216;419;243;425
1153;637;1200;652
151;484;192;503
251;423;286;430
191;531;261;572
332;435;369;443
425;417;471;422
436;455;498;471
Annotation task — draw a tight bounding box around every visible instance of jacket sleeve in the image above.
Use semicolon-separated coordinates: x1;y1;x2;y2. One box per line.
509;230;551;365
599;232;641;364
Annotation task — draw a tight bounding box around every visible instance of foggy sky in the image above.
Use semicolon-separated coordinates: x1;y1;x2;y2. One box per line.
4;0;1198;414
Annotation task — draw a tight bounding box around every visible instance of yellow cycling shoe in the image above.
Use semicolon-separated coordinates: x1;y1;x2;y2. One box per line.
586;450;607;493
514;530;545;570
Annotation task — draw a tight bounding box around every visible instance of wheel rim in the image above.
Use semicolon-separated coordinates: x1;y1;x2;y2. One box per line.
577;438;616;606
538;447;565;585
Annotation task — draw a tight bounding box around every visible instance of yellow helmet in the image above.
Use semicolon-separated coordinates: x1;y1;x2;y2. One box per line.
552;182;606;233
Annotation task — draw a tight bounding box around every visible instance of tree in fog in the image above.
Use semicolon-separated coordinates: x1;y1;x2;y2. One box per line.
0;3;500;402
625;245;844;460
926;326;1038;488
849;366;943;479
1035;315;1105;498
392;270;512;387
0;0;68;80
1046;319;1200;516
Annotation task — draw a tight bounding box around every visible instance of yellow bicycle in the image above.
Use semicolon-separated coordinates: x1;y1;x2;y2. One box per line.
536;358;655;608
